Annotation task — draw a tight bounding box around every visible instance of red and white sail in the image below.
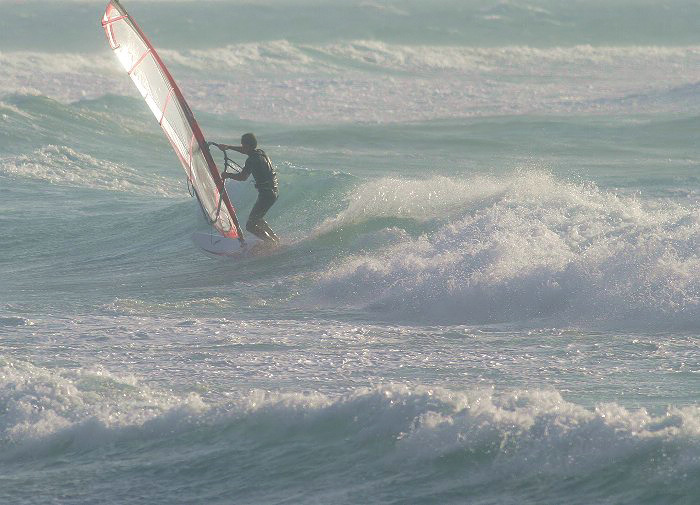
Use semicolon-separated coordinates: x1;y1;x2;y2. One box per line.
101;0;242;240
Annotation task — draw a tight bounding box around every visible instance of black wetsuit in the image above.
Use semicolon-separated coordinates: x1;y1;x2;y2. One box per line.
232;150;279;242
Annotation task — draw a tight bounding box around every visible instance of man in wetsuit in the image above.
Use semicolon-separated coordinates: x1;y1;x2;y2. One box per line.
209;133;279;244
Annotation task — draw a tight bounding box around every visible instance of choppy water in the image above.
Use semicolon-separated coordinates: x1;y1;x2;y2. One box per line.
1;1;699;503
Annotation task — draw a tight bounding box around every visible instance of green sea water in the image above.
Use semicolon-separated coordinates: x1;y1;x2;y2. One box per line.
1;1;699;503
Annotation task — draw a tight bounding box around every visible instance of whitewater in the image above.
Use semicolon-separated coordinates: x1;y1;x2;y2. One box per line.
1;1;699;503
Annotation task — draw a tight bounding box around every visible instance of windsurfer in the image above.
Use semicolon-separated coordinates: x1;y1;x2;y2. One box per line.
210;133;280;244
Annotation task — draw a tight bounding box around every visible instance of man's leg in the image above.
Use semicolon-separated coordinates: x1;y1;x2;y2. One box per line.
247;190;278;242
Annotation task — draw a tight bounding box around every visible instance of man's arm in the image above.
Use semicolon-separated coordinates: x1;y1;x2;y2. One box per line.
209;142;250;180
222;157;251;181
225;169;250;181
209;142;244;154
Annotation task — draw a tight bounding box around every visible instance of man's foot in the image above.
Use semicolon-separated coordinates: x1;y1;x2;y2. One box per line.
264;229;280;244
246;222;279;246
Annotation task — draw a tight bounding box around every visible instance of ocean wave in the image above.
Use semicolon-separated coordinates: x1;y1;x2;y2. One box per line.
315;175;504;235
0;50;127;104
6;363;697;450
1;372;698;504
0;360;205;450
0;145;183;197
314;171;700;328
4;44;700;123
5;44;699;77
310;42;700;74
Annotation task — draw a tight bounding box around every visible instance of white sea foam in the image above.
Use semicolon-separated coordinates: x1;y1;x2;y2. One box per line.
0;51;126;103
3;44;700;123
2;365;696;503
312;42;699;73
159;41;320;74
3;363;697;457
237;384;700;489
315;171;700;327
0;145;183;197
160;43;700;122
0;360;204;445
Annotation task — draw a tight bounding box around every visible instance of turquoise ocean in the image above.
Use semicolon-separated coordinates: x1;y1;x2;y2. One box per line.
1;1;700;503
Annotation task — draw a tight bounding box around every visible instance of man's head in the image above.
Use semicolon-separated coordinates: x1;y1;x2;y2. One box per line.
241;133;257;153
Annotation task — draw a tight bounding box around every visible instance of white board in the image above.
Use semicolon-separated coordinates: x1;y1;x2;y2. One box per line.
190;232;280;259
191;232;254;257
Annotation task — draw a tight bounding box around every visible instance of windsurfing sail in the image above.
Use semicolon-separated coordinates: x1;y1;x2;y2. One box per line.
101;0;243;241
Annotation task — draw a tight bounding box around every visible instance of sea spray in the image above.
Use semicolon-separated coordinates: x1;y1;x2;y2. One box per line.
315;172;700;327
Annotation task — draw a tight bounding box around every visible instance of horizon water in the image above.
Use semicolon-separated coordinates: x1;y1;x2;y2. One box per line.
1;1;700;503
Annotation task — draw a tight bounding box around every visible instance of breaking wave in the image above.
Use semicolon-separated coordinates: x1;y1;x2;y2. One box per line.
4;43;700;122
315;171;700;328
0;145;182;197
1;362;698;504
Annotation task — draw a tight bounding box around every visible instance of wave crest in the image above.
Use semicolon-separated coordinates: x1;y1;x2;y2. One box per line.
1;145;182;197
314;171;700;327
